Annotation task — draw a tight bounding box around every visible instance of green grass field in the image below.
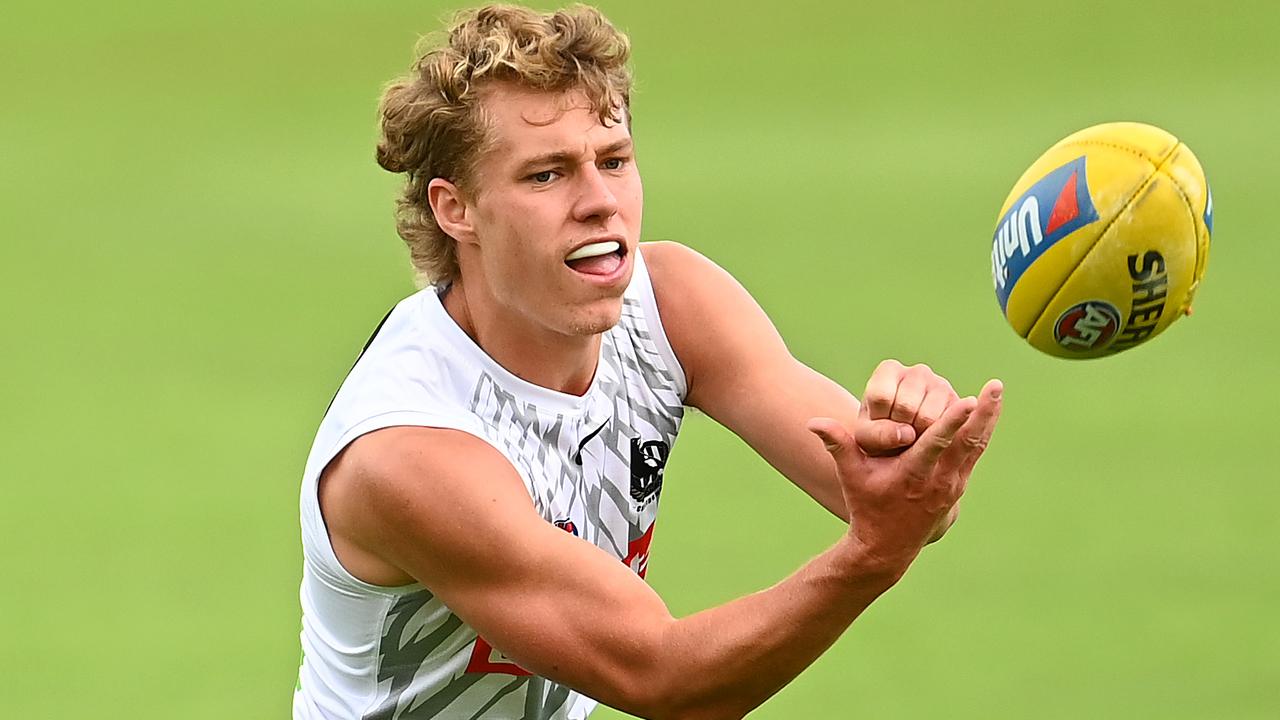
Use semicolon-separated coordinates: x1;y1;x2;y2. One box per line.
3;1;1278;717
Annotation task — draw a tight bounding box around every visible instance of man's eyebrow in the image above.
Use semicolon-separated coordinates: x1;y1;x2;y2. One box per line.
515;151;576;174
513;139;635;174
598;138;634;156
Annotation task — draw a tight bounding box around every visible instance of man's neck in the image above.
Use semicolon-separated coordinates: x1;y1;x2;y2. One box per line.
441;280;601;397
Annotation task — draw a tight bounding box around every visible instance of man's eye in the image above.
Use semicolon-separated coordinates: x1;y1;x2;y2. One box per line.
530;170;555;183
602;158;626;170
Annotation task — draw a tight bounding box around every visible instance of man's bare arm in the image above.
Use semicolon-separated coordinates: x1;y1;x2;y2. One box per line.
320;397;996;720
642;241;962;523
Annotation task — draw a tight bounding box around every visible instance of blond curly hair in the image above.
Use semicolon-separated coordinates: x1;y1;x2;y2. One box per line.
376;4;633;286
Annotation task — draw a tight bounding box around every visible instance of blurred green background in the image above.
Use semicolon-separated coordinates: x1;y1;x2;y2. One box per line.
3;0;1277;717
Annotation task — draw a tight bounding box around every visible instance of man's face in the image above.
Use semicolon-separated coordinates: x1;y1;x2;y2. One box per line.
462;83;642;338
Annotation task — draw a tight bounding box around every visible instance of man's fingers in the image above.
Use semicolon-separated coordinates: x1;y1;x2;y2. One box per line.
904;396;977;471
861;359;904;420
854;418;916;456
914;382;956;433
889;372;927;424
956;379;1004;476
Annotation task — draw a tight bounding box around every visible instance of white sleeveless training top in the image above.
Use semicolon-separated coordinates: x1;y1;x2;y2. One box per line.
294;252;687;720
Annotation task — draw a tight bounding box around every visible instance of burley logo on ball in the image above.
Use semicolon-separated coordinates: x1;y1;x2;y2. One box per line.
992;156;1100;313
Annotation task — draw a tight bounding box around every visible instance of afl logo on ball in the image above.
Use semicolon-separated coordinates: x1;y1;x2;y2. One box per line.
1053;301;1121;351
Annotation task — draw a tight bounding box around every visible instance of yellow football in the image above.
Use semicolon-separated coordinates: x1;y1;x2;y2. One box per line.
991;122;1213;358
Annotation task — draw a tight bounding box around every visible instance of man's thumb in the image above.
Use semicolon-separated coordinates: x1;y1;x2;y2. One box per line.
854;419;916;456
807;417;858;459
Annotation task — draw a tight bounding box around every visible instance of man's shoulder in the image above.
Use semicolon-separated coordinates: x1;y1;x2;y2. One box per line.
639;240;706;280
319;424;536;588
637;240;737;328
322;426;518;551
638;240;793;410
639;240;746;305
339;425;506;491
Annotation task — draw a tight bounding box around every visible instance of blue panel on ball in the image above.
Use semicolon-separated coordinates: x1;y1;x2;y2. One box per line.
1204;184;1214;235
991;156;1100;314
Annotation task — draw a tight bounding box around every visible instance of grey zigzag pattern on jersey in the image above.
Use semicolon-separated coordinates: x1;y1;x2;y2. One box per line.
465;677;529;719
618;298;682;404
522;677;573;720
467;374;573;516
467;371;634;561
465;299;682;553
364;591;471;719
591;299;683;508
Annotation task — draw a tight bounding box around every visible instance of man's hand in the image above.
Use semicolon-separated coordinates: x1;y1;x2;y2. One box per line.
854;359;963;456
809;379;1003;568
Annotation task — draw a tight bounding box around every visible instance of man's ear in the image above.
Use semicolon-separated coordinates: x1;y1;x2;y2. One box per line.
427;178;476;245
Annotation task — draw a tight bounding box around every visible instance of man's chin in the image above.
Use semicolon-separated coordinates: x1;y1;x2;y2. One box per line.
565;302;624;337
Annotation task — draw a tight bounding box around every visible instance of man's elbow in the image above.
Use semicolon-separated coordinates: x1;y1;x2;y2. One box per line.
616;687;749;720
605;658;752;720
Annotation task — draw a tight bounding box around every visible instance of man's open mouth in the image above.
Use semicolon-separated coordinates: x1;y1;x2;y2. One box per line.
565;240;626;276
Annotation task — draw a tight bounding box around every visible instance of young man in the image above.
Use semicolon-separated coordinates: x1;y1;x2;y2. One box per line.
294;5;1003;719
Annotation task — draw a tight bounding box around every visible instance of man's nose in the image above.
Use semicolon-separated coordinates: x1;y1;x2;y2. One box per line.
572;166;619;223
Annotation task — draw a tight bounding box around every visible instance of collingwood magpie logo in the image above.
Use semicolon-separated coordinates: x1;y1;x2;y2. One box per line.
629;437;669;502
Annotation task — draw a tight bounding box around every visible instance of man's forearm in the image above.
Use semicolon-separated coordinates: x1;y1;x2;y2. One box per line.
637;535;909;719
